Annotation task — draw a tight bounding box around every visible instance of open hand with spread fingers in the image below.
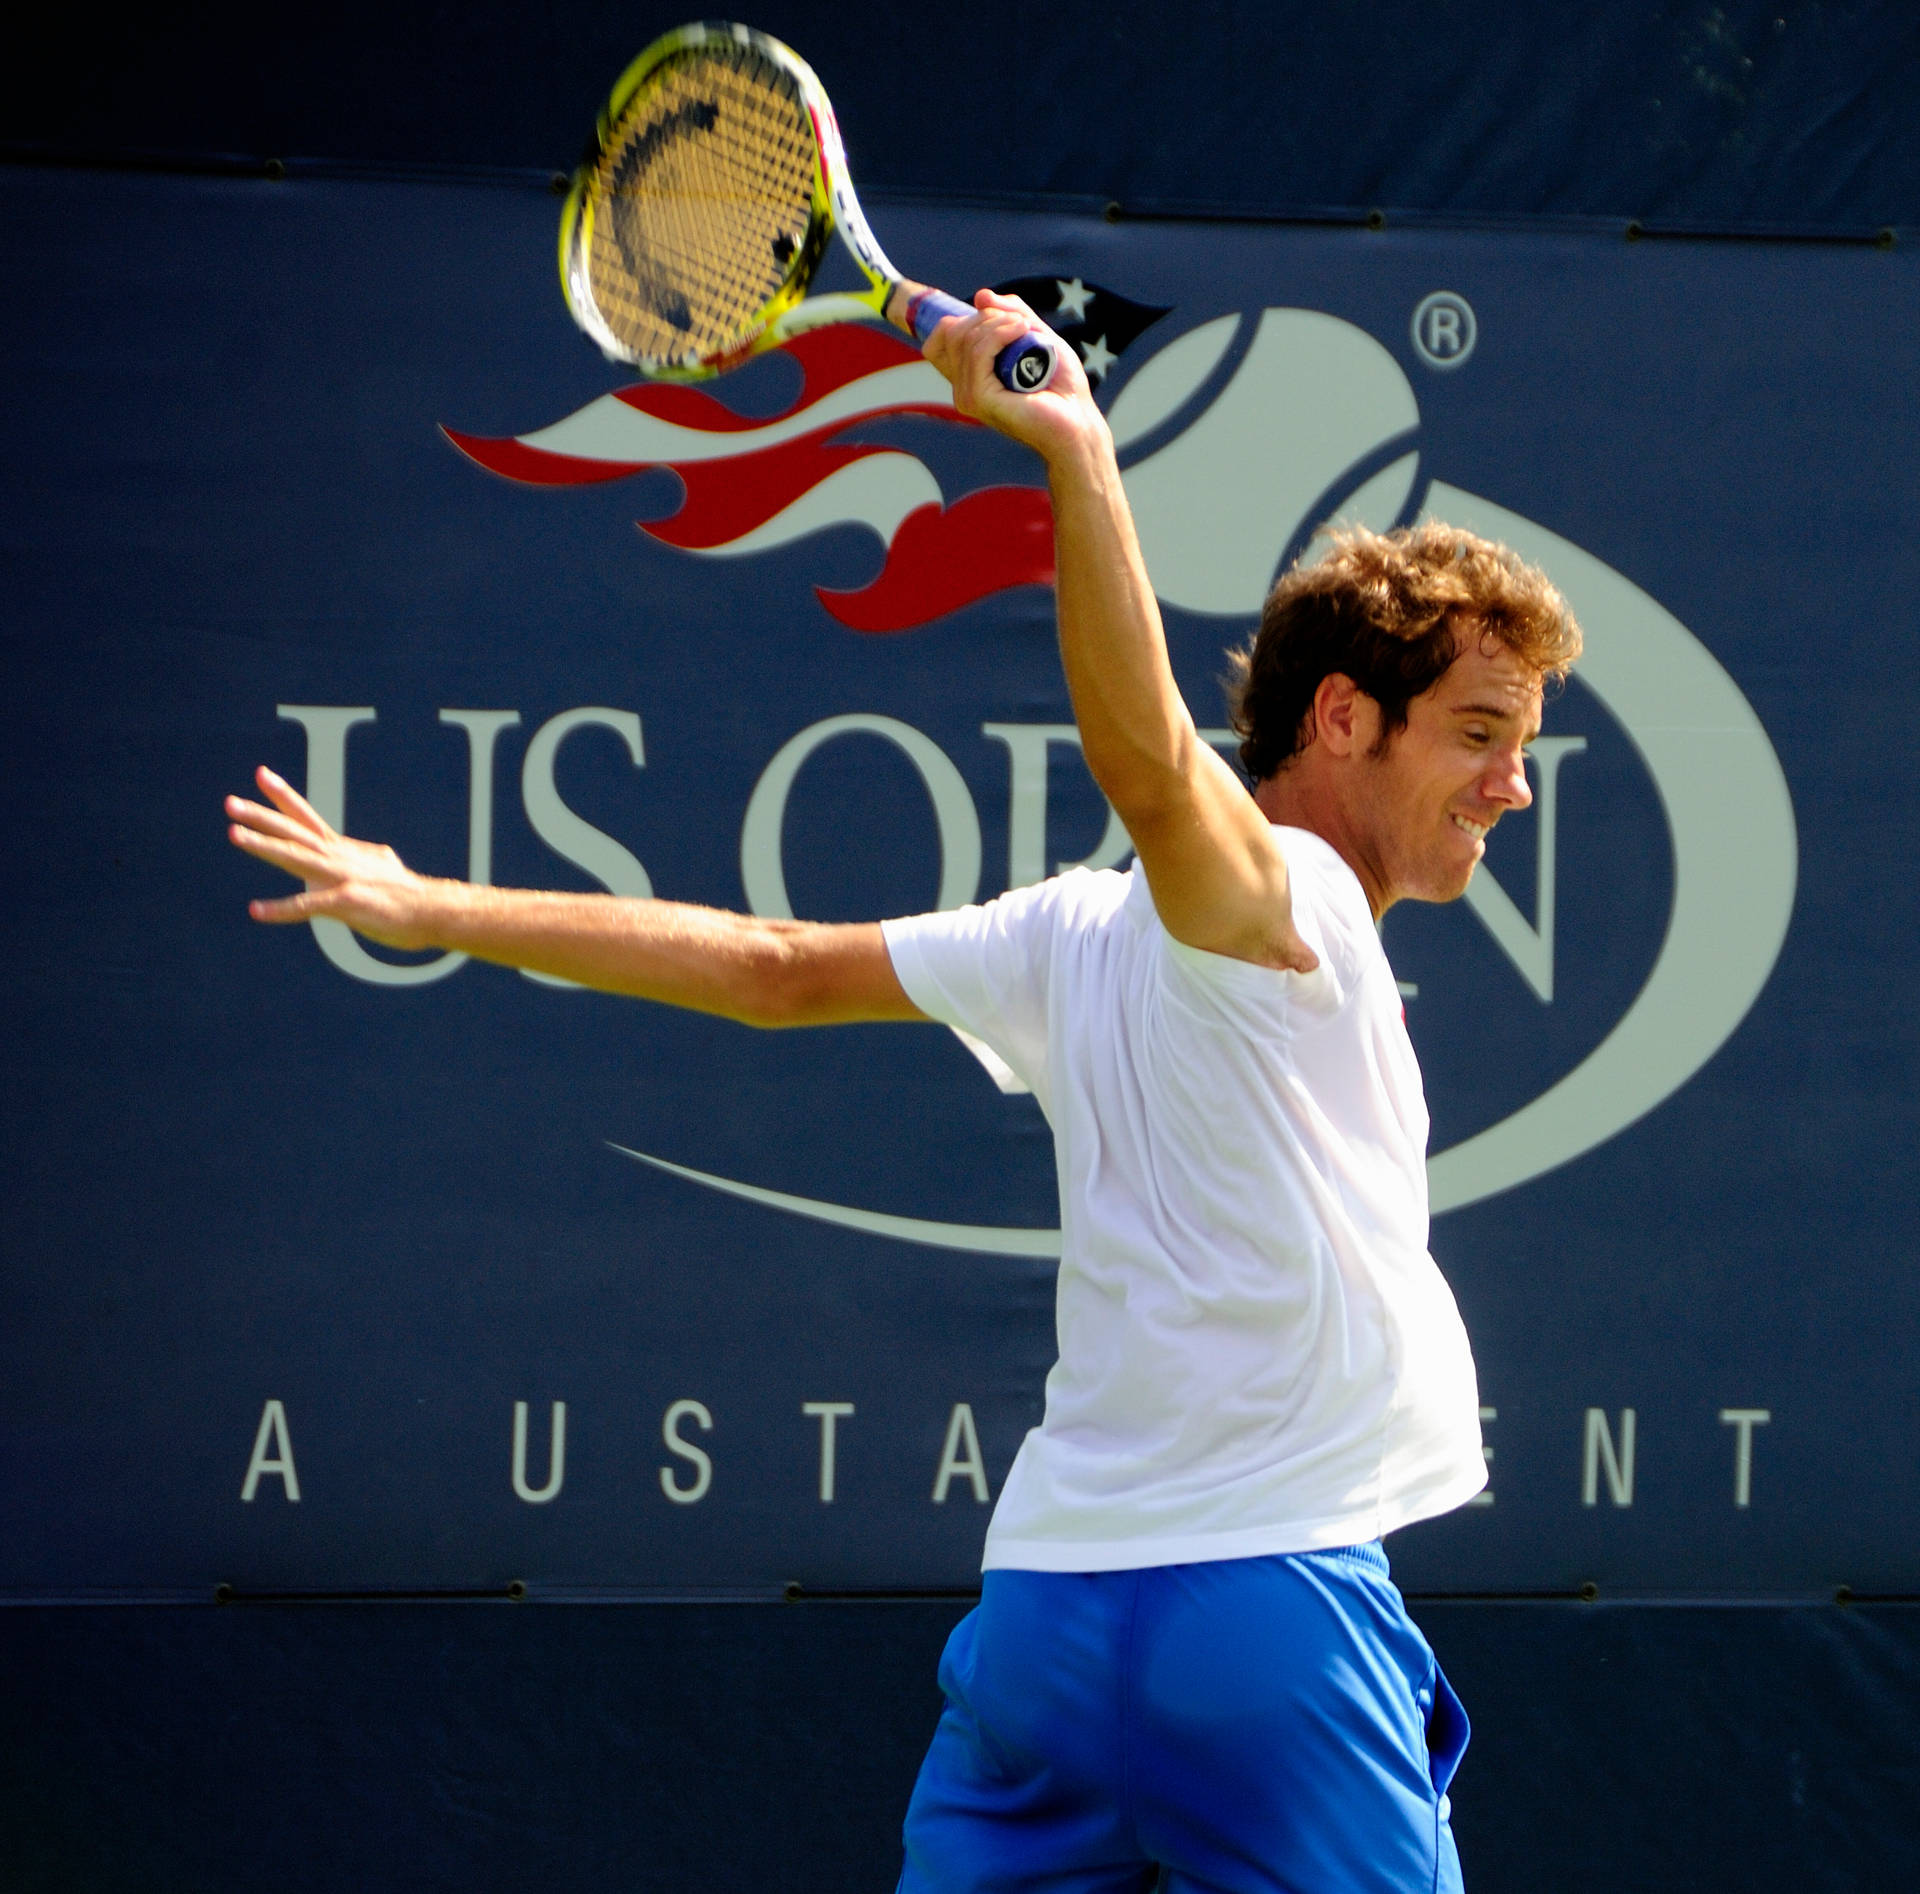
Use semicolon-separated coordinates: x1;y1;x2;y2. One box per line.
226;766;438;949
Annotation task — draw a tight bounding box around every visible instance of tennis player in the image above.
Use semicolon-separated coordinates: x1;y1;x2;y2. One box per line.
226;292;1580;1892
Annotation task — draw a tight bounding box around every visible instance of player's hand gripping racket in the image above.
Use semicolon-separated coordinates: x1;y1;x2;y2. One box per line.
559;20;1058;393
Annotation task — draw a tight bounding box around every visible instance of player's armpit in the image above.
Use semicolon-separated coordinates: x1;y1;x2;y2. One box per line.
1119;743;1319;974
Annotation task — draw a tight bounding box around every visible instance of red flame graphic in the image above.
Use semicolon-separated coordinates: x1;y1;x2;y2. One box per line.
443;327;1056;633
817;489;1057;633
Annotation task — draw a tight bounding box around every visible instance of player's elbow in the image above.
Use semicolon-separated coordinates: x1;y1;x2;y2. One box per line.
728;920;898;1029
720;930;805;1028
725;922;838;1029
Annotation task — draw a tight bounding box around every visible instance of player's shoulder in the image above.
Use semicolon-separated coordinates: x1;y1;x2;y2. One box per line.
994;863;1136;930
1058;862;1137;915
888;866;1129;964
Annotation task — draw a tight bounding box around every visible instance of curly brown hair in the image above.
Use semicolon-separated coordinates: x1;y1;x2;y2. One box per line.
1225;522;1583;782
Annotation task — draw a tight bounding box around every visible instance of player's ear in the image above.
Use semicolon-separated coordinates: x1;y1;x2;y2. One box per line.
1313;674;1363;757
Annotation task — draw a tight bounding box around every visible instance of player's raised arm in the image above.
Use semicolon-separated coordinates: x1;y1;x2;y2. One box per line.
224;766;923;1026
924;294;1315;974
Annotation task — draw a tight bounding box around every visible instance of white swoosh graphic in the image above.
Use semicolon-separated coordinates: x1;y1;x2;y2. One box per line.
608;1144;1062;1258
688;454;941;557
1420;486;1798;1212
523;361;954;466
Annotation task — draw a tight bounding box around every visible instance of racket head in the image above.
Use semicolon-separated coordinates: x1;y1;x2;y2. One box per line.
559;21;891;379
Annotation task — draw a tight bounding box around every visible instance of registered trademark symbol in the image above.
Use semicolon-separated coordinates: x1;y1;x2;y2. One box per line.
1411;291;1477;370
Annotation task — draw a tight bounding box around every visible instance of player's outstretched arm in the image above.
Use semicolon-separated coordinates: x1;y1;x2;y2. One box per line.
224;767;923;1027
925;295;1315;974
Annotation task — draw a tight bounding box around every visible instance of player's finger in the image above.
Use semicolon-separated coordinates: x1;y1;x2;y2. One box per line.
919;307;967;376
924;315;1014;415
228;824;332;882
965;315;1062;408
969;308;1034;343
973;296;1070;375
225;796;321;846
943;307;1035;378
971;288;1042;326
255;765;334;838
968;302;1072;372
930;297;1038;361
248;889;326;924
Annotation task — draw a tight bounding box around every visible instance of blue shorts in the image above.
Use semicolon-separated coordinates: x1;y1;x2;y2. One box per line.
898;1543;1469;1894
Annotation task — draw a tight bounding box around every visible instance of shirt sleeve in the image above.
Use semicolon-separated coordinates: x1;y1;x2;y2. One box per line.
881;880;1063;1101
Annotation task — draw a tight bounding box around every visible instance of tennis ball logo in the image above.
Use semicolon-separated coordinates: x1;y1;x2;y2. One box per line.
1109;309;1422;616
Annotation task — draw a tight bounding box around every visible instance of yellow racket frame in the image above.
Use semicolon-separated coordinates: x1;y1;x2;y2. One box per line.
559;20;903;380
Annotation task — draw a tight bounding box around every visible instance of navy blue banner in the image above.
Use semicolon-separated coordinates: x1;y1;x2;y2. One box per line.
3;166;1915;1596
12;1;1915;233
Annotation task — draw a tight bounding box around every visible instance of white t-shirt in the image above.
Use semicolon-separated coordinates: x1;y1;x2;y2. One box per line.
881;826;1487;1573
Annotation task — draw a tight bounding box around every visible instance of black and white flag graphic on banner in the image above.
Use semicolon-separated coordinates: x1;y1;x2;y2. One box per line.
993;278;1171;385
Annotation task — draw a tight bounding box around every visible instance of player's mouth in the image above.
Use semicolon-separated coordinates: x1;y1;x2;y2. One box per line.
1450;812;1489;847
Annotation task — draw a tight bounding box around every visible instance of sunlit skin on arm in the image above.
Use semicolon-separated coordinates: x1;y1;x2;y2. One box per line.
225;767;925;1027
924;292;1319;974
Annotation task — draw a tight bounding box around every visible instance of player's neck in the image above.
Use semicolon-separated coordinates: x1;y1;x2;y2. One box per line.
1252;765;1393;920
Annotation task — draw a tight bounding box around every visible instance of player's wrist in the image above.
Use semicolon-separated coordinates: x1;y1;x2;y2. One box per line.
1039;409;1119;490
400;873;473;949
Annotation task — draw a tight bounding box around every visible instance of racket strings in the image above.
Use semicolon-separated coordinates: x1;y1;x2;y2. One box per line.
587;42;818;364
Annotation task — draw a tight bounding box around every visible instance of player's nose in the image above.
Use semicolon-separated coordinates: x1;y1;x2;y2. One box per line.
1490;746;1533;809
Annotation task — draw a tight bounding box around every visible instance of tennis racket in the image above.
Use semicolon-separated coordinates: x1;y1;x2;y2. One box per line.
558;20;1058;394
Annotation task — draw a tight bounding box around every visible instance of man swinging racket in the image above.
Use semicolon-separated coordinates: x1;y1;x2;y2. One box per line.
228;291;1580;1893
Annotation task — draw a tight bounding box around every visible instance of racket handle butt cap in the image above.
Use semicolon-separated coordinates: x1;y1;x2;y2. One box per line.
906;288;1059;394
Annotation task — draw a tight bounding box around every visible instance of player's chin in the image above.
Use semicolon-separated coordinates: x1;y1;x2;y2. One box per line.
1412;853;1482;905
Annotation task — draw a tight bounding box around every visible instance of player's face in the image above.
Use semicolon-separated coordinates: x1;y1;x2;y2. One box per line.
1358;630;1543;909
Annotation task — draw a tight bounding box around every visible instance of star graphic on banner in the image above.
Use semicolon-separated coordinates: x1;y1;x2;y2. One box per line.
1054;277;1095;322
992;276;1172;400
1077;333;1118;382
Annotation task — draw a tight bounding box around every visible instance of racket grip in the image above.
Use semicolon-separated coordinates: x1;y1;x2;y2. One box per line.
906;288;1060;394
